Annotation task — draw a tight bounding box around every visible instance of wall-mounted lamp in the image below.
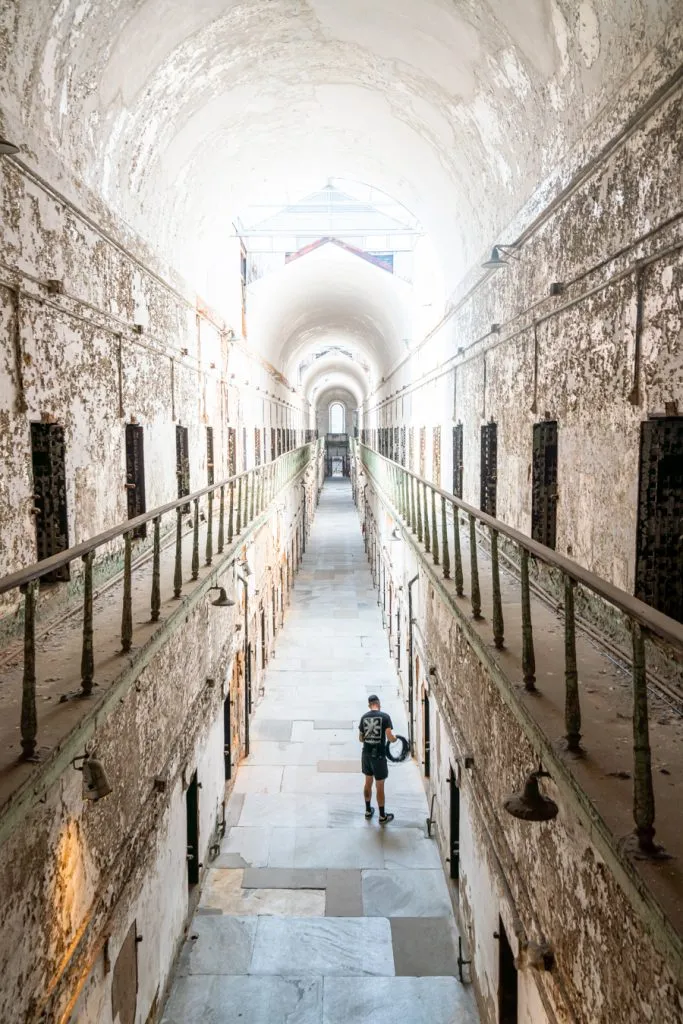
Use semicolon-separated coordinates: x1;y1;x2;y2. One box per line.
390;528;401;541
209;586;235;607
239;559;252;577
481;245;519;271
72;753;112;801
0;137;19;156
503;767;558;822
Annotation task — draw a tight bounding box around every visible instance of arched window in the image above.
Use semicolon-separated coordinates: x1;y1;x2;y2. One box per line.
329;402;345;433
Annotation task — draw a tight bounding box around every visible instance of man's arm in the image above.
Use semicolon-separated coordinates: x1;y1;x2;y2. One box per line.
385;715;397;744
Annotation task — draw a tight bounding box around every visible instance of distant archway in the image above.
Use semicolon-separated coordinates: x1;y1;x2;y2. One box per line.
329;402;345;434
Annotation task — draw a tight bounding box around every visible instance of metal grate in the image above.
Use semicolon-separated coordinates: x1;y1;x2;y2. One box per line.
206;426;215;485
227;427;237;476
254;427;261;466
636;417;683;623
480;422;497;517
531;421;558;549
433;426;441;485
176;425;190;512
125;424;147;539
400;426;406;466
30;422;70;582
452;423;463;498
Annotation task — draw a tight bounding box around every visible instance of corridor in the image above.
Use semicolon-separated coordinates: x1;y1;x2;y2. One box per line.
162;479;478;1024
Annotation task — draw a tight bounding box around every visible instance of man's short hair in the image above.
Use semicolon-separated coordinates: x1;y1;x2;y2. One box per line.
368;694;380;705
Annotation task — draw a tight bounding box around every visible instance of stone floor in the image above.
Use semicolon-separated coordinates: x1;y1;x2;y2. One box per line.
162;478;479;1024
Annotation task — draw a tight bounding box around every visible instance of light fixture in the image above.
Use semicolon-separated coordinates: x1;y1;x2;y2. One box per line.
481;245;519;271
239;559;252;577
390;527;401;541
72;753;112;801
0;137;19;156
209;586;235;607
503;767;558;822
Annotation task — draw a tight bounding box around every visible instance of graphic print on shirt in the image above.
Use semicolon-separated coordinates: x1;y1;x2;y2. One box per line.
362;714;383;745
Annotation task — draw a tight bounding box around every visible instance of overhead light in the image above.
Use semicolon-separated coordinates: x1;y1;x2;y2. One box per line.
240;559;252;577
72;753;112;801
209;586;235;607
481;244;519;271
390;527;401;541
0;137;19;156
503;768;558;822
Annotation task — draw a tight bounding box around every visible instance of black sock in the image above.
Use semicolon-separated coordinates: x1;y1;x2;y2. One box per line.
379;805;385;817
365;800;372;812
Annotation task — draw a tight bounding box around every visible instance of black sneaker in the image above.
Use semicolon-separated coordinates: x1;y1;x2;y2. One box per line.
365;807;375;819
379;812;394;824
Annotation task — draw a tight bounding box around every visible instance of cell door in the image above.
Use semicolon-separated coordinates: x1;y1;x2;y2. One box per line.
448;764;460;880
186;771;200;886
176;425;190;513
422;689;431;778
30;423;70;582
636;418;683;622
531;421;558;549
228;427;237;477
125;423;146;539
260;607;266;670
223;695;232;781
498;917;518;1024
480;422;497;516
206;426;215;485
452;423;463;498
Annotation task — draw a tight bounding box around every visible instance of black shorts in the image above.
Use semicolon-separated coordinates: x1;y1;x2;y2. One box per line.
362;748;388;780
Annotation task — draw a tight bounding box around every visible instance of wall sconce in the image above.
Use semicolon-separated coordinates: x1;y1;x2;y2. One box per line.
239;559;252;577
503;767;558;821
209;586;235;607
0;137;19;155
72;753;112;801
390;527;401;541
481;245;519;270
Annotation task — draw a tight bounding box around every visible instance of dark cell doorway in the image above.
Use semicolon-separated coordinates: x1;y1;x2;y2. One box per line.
448;763;460;880
636;417;683;623
30;422;70;582
452;423;463;498
498;917;518;1024
125;423;147;539
186;771;200;887
223;695;232;781
422;689;431;778
480;422;497;517
176;425;190;512
111;920;138;1024
206;425;215;485
531;421;558;549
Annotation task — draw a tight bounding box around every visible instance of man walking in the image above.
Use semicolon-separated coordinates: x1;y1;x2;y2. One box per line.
359;694;397;823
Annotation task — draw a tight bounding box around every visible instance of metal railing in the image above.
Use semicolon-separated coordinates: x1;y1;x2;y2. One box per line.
0;440;323;763
354;440;683;855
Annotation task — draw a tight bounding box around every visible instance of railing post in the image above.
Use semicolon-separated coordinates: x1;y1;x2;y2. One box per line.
249;468;255;521
228;481;235;544
453;509;464;596
217;486;225;554
631;622;657;853
20;580;38;760
121;531;133;652
423;483;431;553
191;498;200;580
205;491;213;566
490;528;504;649
150;516;161;621
236;476;243;535
441;496;450;579
431;487;439;565
520;547;536;690
416;479;423;542
173;507;183;598
410;477;417;534
81;550;94;695
564;575;582;753
469;514;482;619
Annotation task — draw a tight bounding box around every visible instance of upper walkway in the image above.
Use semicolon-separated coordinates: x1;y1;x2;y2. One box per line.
162;479;479;1024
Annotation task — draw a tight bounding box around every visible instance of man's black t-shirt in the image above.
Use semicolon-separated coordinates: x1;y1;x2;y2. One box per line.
359;710;393;756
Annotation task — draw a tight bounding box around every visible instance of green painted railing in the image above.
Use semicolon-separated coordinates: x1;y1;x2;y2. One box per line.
354;440;683;857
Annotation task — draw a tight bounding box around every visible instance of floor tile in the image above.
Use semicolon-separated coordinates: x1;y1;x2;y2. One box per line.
250;917;395;976
325;870;363;916
390;918;459;976
200;868;326;916
176;916;257;976
322;977;477;1024
361;869;453;917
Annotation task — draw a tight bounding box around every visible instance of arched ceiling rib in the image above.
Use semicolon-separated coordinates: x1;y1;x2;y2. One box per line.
3;1;679;376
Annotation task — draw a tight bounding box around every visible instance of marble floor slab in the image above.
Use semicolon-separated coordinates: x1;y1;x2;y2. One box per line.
361;869;453;917
200;868;326;917
322;977;478;1024
176;916;258;976
162;975;323;1024
249;917;395;976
